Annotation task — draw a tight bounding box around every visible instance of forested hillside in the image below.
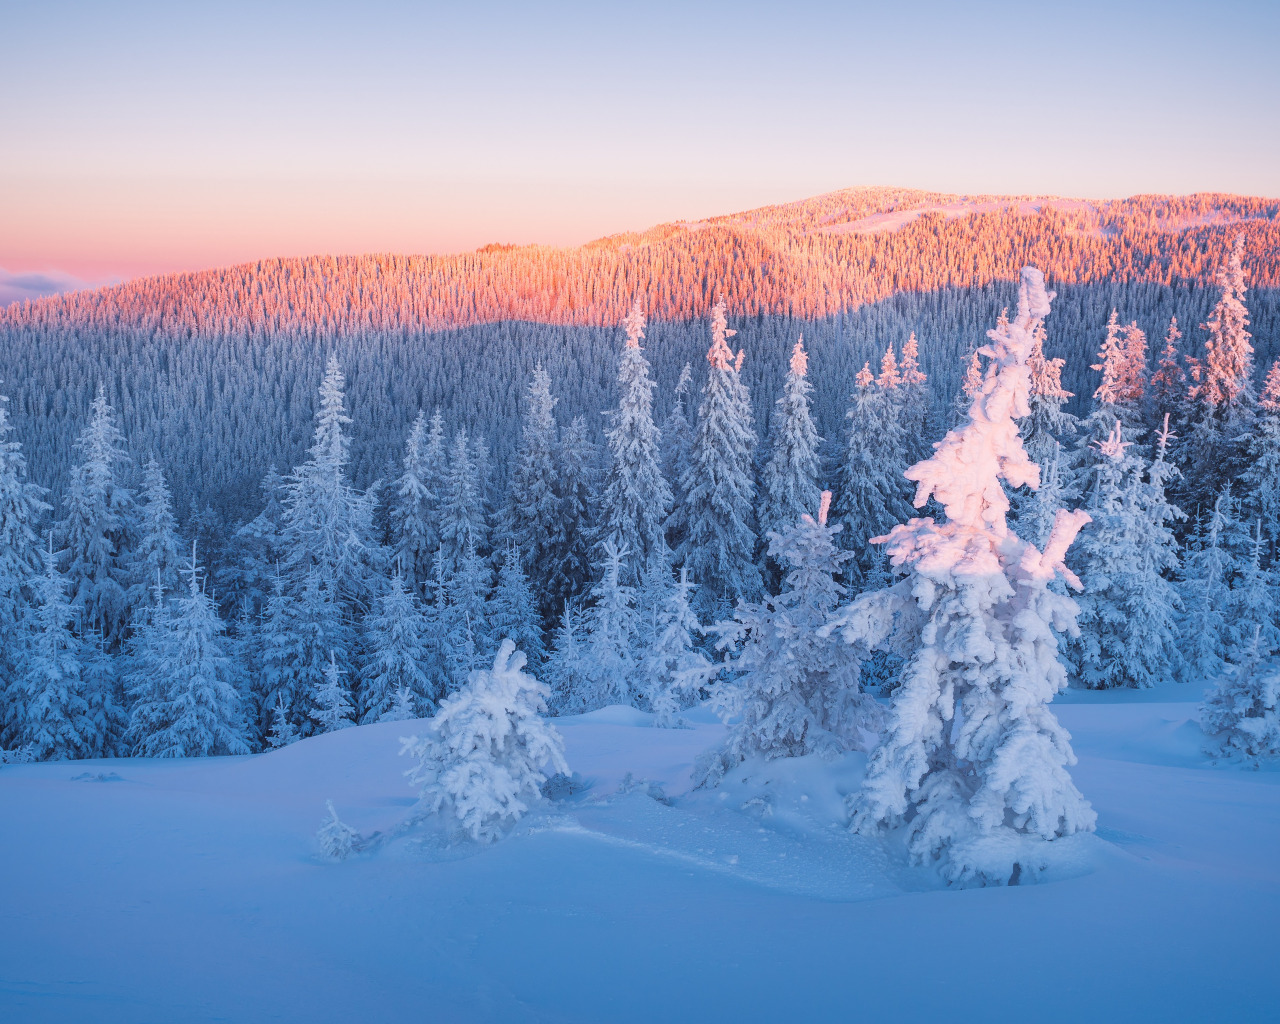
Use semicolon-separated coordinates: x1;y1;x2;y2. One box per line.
2;188;1278;516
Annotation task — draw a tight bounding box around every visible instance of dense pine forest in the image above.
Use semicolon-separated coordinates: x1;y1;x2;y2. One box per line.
1;190;1278;776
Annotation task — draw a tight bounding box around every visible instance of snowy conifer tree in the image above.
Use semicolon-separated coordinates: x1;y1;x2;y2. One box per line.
1148;318;1187;428
126;545;248;757
128;458;182;613
600;303;672;577
438;429;488;569
641;566;714;728
830;267;1096;886
1241;360;1280;551
568;540;639;712
835;362;913;579
312;651;354;734
1200;637;1280;765
443;542;492;687
401;639;569;842
698;492;882;786
266;694;299;749
898;332;931;461
546;599;589;716
391;410;447;593
360;570;432;723
1226;521;1279;658
674;301;761;619
15;539;94;760
488;545;546;667
1180;238;1256;508
1068;421;1185;688
759;336;822;542
507;367;564;603
1180;491;1236;682
59;387;136;647
0;383;48;745
552;415;601;613
279;356;382;609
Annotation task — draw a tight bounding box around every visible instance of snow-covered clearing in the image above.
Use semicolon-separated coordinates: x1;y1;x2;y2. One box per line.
1;683;1276;1023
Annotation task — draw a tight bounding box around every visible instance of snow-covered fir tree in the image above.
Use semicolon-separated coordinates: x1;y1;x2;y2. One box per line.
834;361;913;579
640;565;714;728
126;545;248;757
898;332;931;463
59;386;136;647
546;599;590;716
674;301;761;619
1147;317;1187;428
697;492;882;786
488;545;547;667
401;639;569;842
661;362;695;554
0;382;48;745
312;650;355;734
127;458;182;614
443;541;492;687
600;303;672;577
1199;634;1280;765
1241;360;1280;551
1068;420;1185;688
438;429;488;569
223;466;285;621
552;415;601;613
831;267;1096;886
360;570;433;723
759;336;822;542
1180;238;1256;509
568;540;639;712
266;693;299;749
279;356;381;610
1226;520;1279;658
1179;490;1236;682
506;368;564;606
14;539;95;761
390;410;447;594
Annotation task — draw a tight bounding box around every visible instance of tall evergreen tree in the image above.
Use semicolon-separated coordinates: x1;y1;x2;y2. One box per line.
127;545;248;757
360;570;433;723
833;267;1096;886
553;416;601;611
391;410;447;594
640;565;714;728
600;303;672;576
759;336;822;541
15;539;94;761
661;362;695;553
1240;360;1280;553
674;301;761;618
488;545;546;667
59;386;136;647
507;367;565;609
128;458;182;614
569;540;639;713
1180;490;1236;682
438;429;488;569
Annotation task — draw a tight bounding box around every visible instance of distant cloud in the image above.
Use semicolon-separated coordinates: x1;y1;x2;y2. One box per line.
0;268;95;307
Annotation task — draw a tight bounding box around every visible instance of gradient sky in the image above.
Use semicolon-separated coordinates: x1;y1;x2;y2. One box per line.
2;0;1277;292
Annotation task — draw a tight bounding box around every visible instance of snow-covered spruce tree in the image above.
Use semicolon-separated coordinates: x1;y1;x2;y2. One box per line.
279;356;382;611
1226;521;1279;659
1011;329;1078;538
661;362;695;555
223;465;285;621
488;545;547;668
443;541;492;688
1076;312;1149;501
1180;237;1256;510
1241;361;1280;552
697;491;883;787
1067;421;1185;689
15;539;95;761
506;368;565;608
312;650;355;734
1147;318;1188;430
391;410;447;594
640;565;715;728
291;570;352;735
674;301;761;620
545;599;590;715
830;267;1096;887
401;639;569;843
127;458;182;614
950;349;984;428
127;545;248;757
360;570;432;723
600;303;672;578
266;693;299;749
59;386;136;648
1179;491;1236;682
759;336;822;543
898;332;931;464
568;540;639;713
834;362;913;580
0;382;48;746
438;429;488;570
1199;634;1280;765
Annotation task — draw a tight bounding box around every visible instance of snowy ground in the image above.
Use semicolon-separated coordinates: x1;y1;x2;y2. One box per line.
2;683;1277;1023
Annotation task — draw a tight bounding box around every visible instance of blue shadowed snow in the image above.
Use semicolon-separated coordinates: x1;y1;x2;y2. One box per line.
1;690;1277;1023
